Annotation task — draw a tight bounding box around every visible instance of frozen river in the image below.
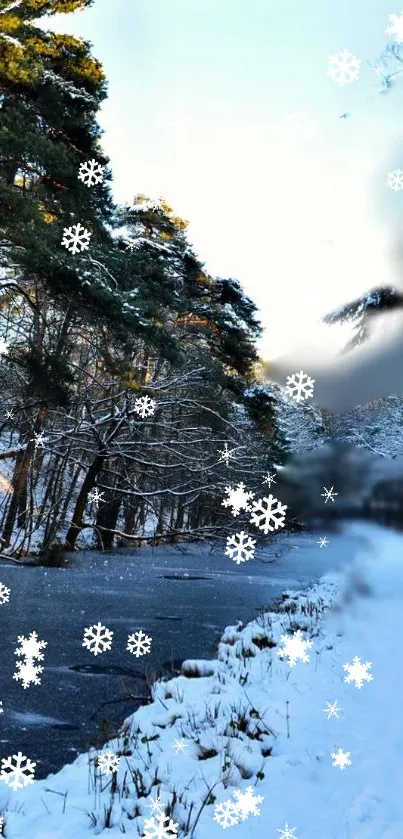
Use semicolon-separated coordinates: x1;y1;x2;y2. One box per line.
0;527;367;778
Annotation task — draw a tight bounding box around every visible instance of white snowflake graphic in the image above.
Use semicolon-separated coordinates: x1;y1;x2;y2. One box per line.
387;169;403;191
317;537;329;548
125;240;136;252
277;824;298;839
173;738;187;754
0;583;10;605
213;800;240;829
88;488;105;505
285;370;315;402
262;471;277;487
134;395;156;418
222;482;255;517
142;813;179;839
13;659;43;689
225;531;256;564
126;629;152;657
218;442;235;465
5;409;14;420
0;340;9;356
285;110;317;141
331;747;352;770
78;158;105;187
97;750;121;775
327;49;361;85
31;431;48;449
232;786;263;820
1;751;36;791
82;622;113;656
321;486;338;503
61;222;91;255
386;11;403;43
278;629;313;667
249;494;287;534
322;700;343;720
343;656;373;689
14;631;47;662
147;794;165;814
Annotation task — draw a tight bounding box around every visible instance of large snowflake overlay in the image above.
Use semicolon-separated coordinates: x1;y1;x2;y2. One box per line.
127;629;152;657
278;629;313;667
82;622;113;656
222;483;255;517
331;747;352;770
225;531;256;564
13;659;43;689
327;49;361;85
277;824;298;839
213;800;240;829
1;752;36;791
343;656;373;689
134;395;156;418
232;786;264;820
249;494;287;534
142;813;179;839
61;223;91;254
0;583;10;605
386;12;403;43
97;750;121;775
78;158;105;187
387;169;403;191
14;631;47;662
285;370;315;402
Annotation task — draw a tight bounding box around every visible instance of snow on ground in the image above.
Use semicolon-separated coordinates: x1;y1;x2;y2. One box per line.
1;522;402;838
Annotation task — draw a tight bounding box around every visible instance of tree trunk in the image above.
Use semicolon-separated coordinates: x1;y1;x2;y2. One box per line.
1;408;46;548
95;496;121;549
64;454;105;550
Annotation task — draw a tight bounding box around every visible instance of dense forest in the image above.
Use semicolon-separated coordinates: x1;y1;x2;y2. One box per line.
1;0;402;559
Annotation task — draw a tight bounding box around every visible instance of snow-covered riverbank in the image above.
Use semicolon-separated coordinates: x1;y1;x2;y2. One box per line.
1;522;401;838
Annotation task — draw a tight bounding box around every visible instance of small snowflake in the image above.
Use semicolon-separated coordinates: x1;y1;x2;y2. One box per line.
82;622;113;656
249;494;287;534
127;629;152;657
327;49;361;85
222;482;255;517
125;240;136;252
387;169;403;191
97;750;121;775
331;747;352;770
285;370;315;402
285;110;317;141
277;824;298;839
317;537;329;548
232;786;263;820
1;751;36;791
78;158;105;187
14;631;47;662
321;486;338;503
147;794;165;814
218;442;235;465
61;222;91;255
386;11;403;43
31;431;48;449
142;813;179;839
225;531;256;564
262;471;277;487
13;659;43;689
173;738;187;754
0;340;9;356
343;656;373;689
5;409;14;420
278;629;313;667
213;800;240;829
134;395;156;418
322;700;343;720
88;488;105;505
0;583;10;605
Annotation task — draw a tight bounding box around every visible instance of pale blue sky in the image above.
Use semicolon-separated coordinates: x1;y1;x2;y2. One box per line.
48;0;403;367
